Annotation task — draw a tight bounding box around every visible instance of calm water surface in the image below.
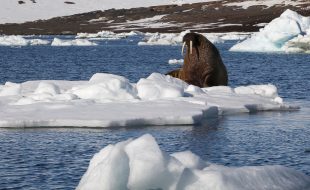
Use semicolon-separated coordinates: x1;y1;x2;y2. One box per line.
0;36;309;189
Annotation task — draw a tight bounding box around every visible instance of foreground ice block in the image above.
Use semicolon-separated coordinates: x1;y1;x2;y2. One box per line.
76;134;310;190
0;73;297;128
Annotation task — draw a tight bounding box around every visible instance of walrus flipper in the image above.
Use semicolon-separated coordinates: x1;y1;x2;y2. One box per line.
166;69;183;79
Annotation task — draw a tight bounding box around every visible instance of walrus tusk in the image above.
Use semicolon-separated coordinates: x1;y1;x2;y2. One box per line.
181;42;186;56
190;40;193;54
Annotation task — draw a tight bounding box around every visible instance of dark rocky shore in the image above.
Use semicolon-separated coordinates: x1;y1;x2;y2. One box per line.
0;0;309;35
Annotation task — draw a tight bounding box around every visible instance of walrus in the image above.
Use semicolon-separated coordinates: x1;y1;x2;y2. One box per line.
167;32;228;87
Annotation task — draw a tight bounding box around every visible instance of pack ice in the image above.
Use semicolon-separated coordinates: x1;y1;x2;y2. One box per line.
76;134;310;190
0;73;296;128
137;31;249;46
230;9;310;53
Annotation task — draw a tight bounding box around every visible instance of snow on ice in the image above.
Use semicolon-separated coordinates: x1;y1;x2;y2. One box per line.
230;9;310;53
138;30;225;46
51;38;98;46
0;0;219;24
0;35;50;46
0;73;297;128
0;31;250;47
76;134;310;190
168;59;184;64
138;31;250;46
76;31;140;39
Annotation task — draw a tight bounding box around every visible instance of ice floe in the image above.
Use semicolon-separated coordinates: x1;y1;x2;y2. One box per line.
51;38;98;46
282;30;310;53
230;9;310;53
0;73;297;128
138;31;250;46
0;35;50;46
138;31;190;46
77;134;310;190
28;39;50;46
76;31;140;39
168;59;184;64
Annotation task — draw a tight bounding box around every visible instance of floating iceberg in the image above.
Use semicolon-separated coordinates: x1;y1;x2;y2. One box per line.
0;35;50;46
28;39;50;46
168;59;184;64
0;73;297;128
138;31;190;46
138;31;250;46
51;38;98;46
77;134;310;190
76;31;140;39
230;9;310;53
282;30;310;53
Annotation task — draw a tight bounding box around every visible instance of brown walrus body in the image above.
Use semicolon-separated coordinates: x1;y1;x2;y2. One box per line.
167;33;228;87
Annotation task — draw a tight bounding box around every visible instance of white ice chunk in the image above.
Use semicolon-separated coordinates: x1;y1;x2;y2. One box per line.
51;38;98;46
76;30;140;39
171;151;207;170
168;59;184;64
0;35;28;46
77;134;310;190
136;73;188;100
138;30;229;46
283;33;310;53
138;30;190;46
234;84;278;98
34;82;61;95
0;73;297;127
0;36;50;46
72;73;137;101
0;82;21;96
29;39;50;45
230;9;310;53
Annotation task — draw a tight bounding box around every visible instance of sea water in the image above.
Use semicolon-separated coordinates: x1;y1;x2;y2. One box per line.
0;36;309;189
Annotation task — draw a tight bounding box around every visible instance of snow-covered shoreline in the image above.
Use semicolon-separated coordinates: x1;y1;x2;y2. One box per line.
0;72;297;128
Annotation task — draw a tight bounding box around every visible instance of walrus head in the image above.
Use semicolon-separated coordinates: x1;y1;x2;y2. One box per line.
182;32;205;60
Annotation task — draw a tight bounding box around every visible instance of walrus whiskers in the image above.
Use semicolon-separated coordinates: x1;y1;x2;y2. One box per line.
182;42;186;56
190;41;193;54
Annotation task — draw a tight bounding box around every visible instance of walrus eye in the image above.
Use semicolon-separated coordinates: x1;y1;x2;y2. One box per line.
181;42;186;56
190;40;193;54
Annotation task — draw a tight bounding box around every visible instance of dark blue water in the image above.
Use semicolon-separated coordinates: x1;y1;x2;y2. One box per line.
0;36;309;189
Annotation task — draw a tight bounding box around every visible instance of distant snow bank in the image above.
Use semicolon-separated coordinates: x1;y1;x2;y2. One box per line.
77;134;310;190
0;72;297;128
0;0;217;24
230;9;310;53
1;0;307;24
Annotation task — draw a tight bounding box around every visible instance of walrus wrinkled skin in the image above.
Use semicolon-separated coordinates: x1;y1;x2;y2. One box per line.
167;33;228;87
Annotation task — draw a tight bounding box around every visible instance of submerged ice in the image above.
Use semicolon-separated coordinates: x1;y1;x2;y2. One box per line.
77;134;310;190
0;73;296;128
